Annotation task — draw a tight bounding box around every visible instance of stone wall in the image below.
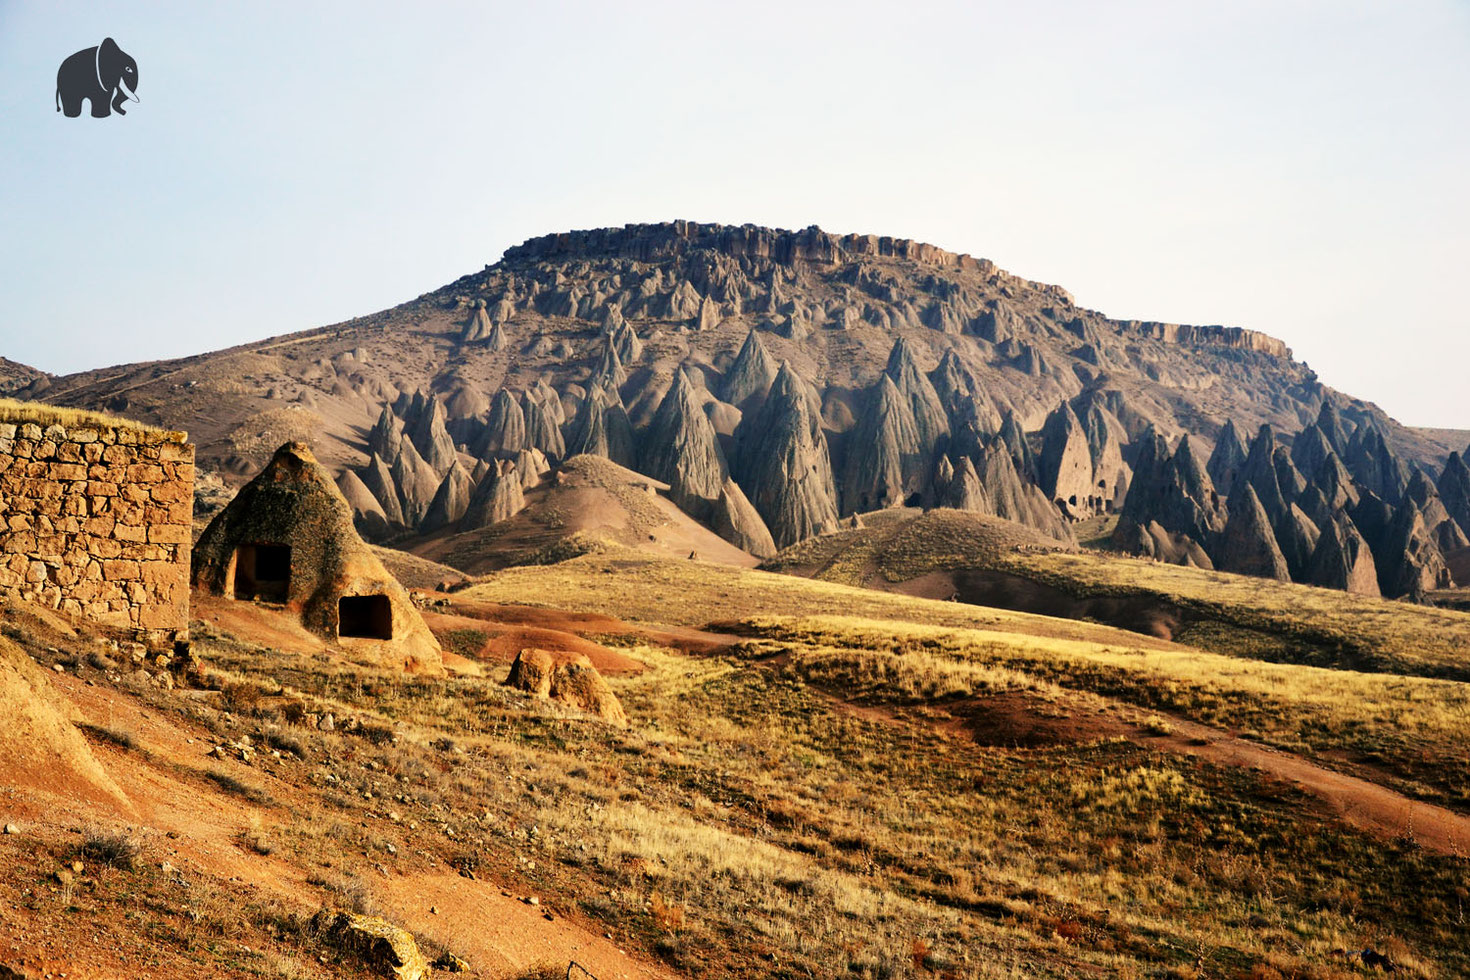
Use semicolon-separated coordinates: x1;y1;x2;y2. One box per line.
0;418;194;645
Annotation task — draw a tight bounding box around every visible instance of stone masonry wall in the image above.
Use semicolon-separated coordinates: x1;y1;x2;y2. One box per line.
0;419;194;643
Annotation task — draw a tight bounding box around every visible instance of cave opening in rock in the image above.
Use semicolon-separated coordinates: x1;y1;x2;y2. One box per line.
233;544;290;602
338;594;392;640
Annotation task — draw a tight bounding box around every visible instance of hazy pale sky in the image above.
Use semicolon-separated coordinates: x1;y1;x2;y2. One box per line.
2;1;1467;427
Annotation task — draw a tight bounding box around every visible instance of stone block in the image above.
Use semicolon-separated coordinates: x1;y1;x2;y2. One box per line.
149;481;190;504
147;523;190;545
102;559;141;580
113;522;146;543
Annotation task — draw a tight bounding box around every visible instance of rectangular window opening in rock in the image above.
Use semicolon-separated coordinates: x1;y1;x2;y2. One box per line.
338;594;392;640
233;544;291;602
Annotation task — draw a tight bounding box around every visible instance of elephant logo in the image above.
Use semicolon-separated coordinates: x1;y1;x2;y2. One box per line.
56;38;140;118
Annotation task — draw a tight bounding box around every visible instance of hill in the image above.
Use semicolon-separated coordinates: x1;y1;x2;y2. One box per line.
4;539;1470;976
411;454;759;573
762;507;1470;679
0;357;48;396
11;220;1469;599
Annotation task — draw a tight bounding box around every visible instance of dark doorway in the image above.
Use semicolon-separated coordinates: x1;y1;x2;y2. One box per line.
338;595;392;640
233;544;290;601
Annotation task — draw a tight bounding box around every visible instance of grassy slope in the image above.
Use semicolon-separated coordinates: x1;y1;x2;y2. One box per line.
4;551;1468;977
762;509;1470;680
458;546;1173;650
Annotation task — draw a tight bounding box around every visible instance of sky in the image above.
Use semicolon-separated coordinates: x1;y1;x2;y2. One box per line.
1;1;1467;428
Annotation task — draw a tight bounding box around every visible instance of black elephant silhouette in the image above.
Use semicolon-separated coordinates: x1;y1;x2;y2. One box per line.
56;38;140;118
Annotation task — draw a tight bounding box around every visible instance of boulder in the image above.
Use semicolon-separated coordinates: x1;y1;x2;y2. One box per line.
313;911;429;980
507;650;627;726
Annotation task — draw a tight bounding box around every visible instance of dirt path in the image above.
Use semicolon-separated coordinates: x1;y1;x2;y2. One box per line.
818;685;1470;857
1156;715;1470;856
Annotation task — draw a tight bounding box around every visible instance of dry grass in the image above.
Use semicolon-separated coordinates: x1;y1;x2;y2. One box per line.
1005;550;1470;678
763;509;1470;679
10;576;1469;978
458;546;1169;649
740;614;1470;807
0;396;173;435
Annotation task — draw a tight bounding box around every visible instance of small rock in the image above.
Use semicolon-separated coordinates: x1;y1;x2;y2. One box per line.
429;905;439;915
3;823;19;835
432;952;470;972
525;896;539;906
52;663;65;673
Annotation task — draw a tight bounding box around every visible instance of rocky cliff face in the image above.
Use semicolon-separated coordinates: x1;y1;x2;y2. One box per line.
1110;401;1467;598
20;220;1466;585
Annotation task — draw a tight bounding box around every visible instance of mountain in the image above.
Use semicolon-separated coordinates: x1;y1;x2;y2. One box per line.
13;220;1468;594
0;356;49;395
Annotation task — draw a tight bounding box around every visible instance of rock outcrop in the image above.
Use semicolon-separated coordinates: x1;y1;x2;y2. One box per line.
420;459;473;533
1216;484;1290;582
506;649;628;725
723;329;778;405
842;375;922;514
1307;515;1380;596
640;369;775;556
732;363;839;548
462;459;526;528
1206;419;1249;496
192;442;443;673
1037;403;1097;519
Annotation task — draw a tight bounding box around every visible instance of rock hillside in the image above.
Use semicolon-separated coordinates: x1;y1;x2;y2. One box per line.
15;220;1467;586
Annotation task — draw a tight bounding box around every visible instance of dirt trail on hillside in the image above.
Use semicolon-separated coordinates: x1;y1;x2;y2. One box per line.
820;686;1470;857
1156;714;1470;856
